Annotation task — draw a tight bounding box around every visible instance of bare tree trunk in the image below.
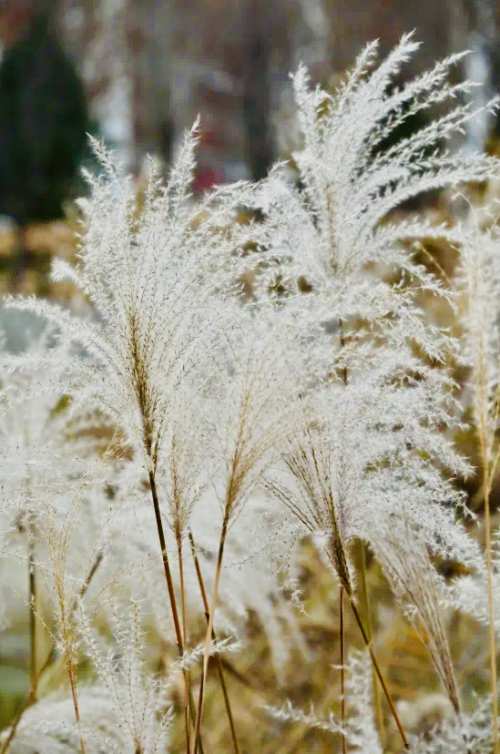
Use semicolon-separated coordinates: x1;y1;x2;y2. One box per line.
456;0;500;149
125;0;173;174
241;0;275;181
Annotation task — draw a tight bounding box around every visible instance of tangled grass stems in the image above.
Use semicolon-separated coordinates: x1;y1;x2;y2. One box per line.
266;429;410;749
191;319;300;752
192;518;228;754
189;531;241;754
476;419;500;754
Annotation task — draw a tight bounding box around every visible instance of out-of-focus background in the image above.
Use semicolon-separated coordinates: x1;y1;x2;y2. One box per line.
0;2;499;750
0;0;499;274
51;0;500;176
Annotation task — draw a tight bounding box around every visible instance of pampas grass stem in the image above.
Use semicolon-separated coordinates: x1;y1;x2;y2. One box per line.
177;535;191;754
148;470;191;751
189;531;241;754
483;470;499;753
340;585;347;754
349;598;409;750
0;551;104;754
28;528;38;702
192;517;229;754
358;540;385;748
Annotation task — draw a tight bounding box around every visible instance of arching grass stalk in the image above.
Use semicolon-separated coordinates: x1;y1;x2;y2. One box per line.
191;333;293;753
266;431;410;750
338;327;384;749
373;519;468;750
67;667;86;754
331;533;409;750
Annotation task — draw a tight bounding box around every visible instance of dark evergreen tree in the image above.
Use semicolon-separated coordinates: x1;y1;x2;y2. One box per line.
0;9;88;226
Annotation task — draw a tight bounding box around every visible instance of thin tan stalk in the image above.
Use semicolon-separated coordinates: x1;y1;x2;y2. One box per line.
269;427;405;746
177;534;191;754
0;688;31;754
149;471;184;652
483;472;499;753
192;517;229;754
474;329;498;754
338;318;348;387
77;552;104;604
189;531;241;754
43;551;105;675
0;552;104;754
339;586;347;754
28;527;38;702
55;574;87;754
339;320;404;748
177;537;188;652
339;323;348;754
55;538;89;754
0;658;86;754
357;540;385;748
67;661;87;754
148;471;190;752
349;598;409;750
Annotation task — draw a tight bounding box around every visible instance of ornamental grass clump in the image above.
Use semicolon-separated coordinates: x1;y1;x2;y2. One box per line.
251;31;498;751
3;32;500;754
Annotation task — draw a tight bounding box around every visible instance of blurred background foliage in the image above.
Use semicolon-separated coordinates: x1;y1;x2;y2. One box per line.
2;1;499;294
1;1;500;751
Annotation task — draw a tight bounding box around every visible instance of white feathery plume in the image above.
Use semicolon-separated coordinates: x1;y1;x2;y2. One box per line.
265;650;382;753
